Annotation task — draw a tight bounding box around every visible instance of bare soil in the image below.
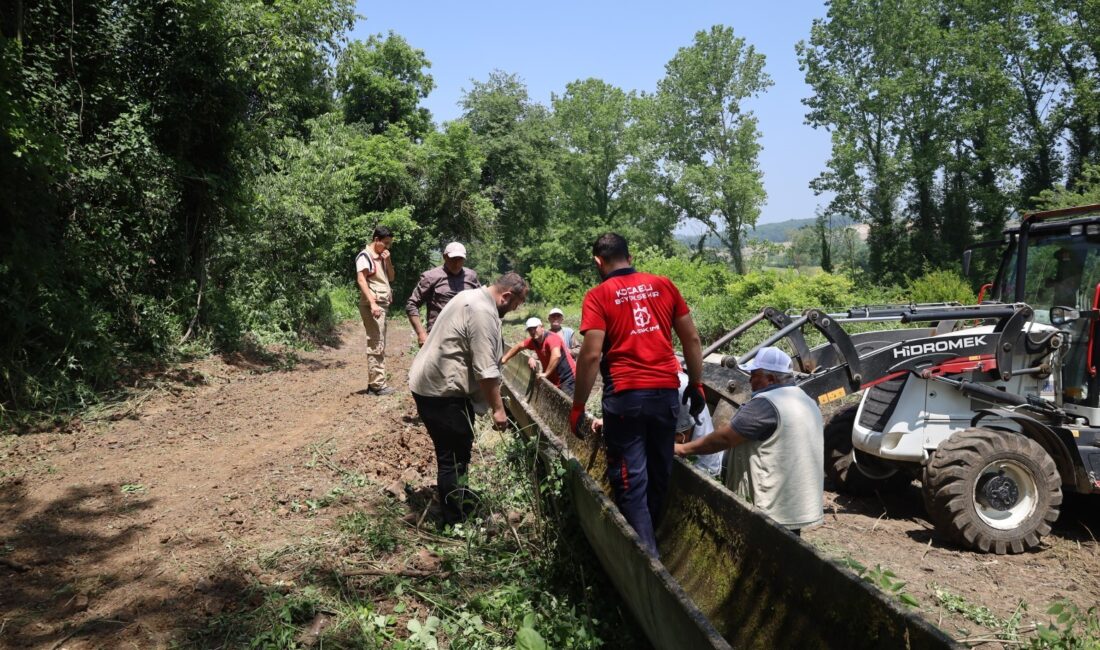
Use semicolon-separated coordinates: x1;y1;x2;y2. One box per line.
2;319;1098;648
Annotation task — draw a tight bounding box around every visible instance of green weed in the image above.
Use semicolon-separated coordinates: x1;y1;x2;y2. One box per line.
1032;600;1100;649
840;557;919;608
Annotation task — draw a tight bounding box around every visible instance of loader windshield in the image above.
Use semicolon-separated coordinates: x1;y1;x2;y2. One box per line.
1000;231;1100;325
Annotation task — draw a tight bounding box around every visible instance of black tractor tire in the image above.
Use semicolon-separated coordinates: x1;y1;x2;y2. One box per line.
922;428;1062;554
824;404;911;495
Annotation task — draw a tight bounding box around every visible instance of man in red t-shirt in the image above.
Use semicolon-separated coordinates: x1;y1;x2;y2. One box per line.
502;317;576;395
569;232;704;557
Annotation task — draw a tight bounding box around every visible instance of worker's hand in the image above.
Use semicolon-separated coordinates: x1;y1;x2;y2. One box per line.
569;403;586;439
379;249;391;262
682;382;706;425
417;331;428;346
673;443;689;457
371;304;384;319
527;357;539;371
492;407;509;431
591;418;603;435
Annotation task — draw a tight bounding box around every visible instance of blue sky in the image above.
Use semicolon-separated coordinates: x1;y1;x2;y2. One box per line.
351;1;832;226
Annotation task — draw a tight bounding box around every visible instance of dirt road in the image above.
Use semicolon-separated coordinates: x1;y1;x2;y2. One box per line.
1;321;436;648
2;319;1099;648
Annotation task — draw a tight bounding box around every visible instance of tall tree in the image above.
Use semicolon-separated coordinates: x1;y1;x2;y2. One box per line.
799;0;912;281
336;32;434;139
552;78;634;223
654;25;772;274
460;71;557;271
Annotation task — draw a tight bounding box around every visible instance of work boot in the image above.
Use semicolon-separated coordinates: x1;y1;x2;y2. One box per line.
371;386;396;396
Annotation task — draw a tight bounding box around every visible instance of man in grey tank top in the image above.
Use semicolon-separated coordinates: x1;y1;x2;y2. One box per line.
673;347;824;535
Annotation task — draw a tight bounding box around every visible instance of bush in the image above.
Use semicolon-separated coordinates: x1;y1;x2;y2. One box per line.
528;266;586;305
905;268;976;305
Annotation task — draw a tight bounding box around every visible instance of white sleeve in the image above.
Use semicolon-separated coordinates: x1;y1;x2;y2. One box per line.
355;251;374;275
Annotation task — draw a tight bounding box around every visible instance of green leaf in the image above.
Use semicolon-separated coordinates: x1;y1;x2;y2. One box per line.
515;626;549;650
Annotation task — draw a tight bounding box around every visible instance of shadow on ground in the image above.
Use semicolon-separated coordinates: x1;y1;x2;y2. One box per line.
0;480;249;648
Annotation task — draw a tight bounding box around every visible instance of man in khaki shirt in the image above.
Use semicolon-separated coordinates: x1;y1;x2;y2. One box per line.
356;226;396;395
408;272;528;525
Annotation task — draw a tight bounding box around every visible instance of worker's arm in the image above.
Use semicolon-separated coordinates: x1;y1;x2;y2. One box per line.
672;312;703;386
381;249;395;281
405;275;432;345
357;269;383;318
571;329;604;412
540;346;561;379
675;422;746;457
479;378;508;431
500;340;528;366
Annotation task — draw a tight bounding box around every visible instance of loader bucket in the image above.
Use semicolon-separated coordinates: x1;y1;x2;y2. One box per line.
500;355;959;650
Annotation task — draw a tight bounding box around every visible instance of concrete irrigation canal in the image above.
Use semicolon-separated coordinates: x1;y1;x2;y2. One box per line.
500;355;959;650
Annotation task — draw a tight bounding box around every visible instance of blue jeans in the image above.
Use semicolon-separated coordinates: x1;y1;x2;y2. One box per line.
602;388;680;556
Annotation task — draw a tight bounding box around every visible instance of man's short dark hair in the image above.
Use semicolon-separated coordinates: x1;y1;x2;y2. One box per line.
373;226;394;240
592;232;630;262
493;271;528;296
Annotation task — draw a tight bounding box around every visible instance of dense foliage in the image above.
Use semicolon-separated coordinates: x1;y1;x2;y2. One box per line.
799;0;1100;283
2;2;1098;426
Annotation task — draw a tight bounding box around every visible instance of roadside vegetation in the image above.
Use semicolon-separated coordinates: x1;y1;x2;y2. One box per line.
186;422;646;649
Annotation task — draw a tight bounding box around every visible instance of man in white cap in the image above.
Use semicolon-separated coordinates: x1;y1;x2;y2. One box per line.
546;307;581;357
500;317;576;395
674;346;824;536
406;242;480;346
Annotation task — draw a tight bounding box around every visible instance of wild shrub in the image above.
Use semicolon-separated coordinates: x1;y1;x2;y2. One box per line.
905;268;976;305
528;267;587;305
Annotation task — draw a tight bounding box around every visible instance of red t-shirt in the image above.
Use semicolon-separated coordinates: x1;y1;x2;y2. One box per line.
580;268;688;393
523;331;576;386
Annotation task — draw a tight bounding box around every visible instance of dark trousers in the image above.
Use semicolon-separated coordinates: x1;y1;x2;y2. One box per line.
412;393;476;525
602;388;680;556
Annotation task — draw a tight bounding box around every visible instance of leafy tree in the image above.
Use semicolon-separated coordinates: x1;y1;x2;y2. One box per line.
799;0;912;281
0;0;356;424
1035;163;1100;209
552;78;635;223
336;32;434;139
460;71;558;271
415;120;498;269
654;25;773;274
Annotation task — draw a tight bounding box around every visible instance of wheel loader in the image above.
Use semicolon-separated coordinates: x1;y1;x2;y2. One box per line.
703;203;1100;554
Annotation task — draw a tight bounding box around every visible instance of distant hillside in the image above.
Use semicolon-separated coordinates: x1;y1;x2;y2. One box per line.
675;215;856;247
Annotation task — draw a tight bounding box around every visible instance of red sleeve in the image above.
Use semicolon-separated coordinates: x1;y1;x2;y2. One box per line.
579;287;605;333
666;279;689;318
522;337;536;351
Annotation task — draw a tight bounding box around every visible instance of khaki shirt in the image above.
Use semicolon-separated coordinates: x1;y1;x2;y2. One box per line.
355;246;392;306
409;287;502;398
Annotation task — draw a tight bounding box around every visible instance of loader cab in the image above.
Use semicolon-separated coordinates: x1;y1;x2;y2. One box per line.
989;205;1100;409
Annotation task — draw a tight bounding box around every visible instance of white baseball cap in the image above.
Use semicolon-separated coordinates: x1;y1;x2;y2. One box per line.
548;308;564;317
738;347;793;373
443;242;467;258
525;317;542;329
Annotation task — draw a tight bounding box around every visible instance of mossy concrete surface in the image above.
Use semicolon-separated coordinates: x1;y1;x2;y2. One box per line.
501;356;959;650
